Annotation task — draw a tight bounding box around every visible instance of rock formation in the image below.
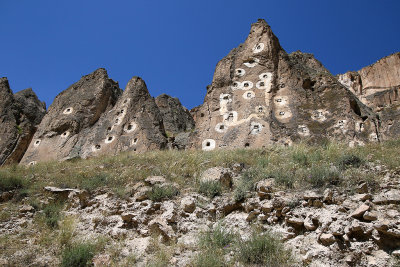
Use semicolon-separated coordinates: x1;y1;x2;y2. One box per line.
20;69;167;165
80;77;167;158
190;19;380;151
0;78;45;165
2;19;399;164
338;53;400;140
155;94;195;149
155;94;194;136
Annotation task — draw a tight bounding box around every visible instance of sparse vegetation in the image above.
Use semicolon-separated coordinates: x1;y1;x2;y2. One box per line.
236;230;293;266
42;201;64;228
0;140;399;265
147;185;179;202
61;242;96;267
198;180;222;198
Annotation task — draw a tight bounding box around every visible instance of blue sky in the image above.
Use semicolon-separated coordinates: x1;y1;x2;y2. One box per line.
1;0;399;110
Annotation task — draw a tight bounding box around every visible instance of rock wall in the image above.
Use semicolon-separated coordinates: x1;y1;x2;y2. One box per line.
338;53;400;140
20;70;168;165
0;78;46;165
1;20;399;165
190;19;379;151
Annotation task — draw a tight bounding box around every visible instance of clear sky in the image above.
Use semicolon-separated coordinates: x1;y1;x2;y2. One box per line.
1;0;399;110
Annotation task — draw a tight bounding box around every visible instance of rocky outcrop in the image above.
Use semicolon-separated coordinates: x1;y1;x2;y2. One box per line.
0;78;45;165
155;94;194;135
338;53;400;140
20;68;121;165
190;19;379;151
155;94;195;150
20;69;167;165
80;77;167;157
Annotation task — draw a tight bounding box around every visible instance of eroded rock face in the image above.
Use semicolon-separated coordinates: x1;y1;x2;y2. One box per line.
20;70;168;164
155;94;194;135
20;68;121;165
190;19;379;151
81;77;167;158
338;53;400;140
0;78;46;165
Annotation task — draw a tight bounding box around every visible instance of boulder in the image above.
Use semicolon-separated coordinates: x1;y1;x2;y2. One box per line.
200;167;232;188
319;233;335;246
350;204;370;219
180;197;196;213
373;189;400;204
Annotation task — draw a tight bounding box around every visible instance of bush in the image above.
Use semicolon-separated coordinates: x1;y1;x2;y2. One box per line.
61;242;95;267
292;150;309;166
199;224;237;250
198;180;222;198
80;173;109;192
0;174;24;192
147;185;179;202
307;164;341;188
338;154;364;170
193;250;226;267
43;202;64;228
237;231;292;266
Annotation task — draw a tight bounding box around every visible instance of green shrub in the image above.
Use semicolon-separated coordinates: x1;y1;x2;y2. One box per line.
292;151;309;166
338;154;364;170
43;202;64;228
193;249;226;267
198;180;222;198
199;224;237;250
61;242;95;267
237;231;292;266
0;174;24;192
80;173;109;192
234;167;267;201
307;165;341;188
147;185;179;202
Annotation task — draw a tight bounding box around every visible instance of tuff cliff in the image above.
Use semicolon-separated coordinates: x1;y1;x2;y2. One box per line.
190;19;380;151
338;52;400;140
0;78;45;165
0;19;399;166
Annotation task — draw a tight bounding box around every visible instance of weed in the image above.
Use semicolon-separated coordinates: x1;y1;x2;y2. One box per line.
147;185;179;202
0;173;24;192
59;216;76;247
236;230;292;266
338;154;364;170
199;224;237;250
61;242;95;267
192;249;226;267
307;164;341;188
42;201;64;228
198;180;222;198
80;172;109;192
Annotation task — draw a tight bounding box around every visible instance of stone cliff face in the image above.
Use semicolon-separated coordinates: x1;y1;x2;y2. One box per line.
190;19;379;151
20;70;170;165
80;77;167;158
20;68;121;165
0;78;46;165
155;94;195;136
1;19;399;165
338;53;400;140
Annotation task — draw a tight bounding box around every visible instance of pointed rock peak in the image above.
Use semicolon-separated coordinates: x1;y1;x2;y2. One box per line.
124;76;151;99
0;77;12;94
86;68;109;79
